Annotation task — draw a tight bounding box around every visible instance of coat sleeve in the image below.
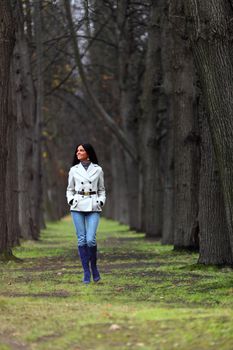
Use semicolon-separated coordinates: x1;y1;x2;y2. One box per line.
66;168;75;205
97;170;106;206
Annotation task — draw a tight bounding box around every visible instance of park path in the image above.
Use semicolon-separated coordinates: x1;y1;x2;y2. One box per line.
0;216;233;350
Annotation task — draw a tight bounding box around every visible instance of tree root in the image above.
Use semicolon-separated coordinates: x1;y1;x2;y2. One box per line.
0;249;22;262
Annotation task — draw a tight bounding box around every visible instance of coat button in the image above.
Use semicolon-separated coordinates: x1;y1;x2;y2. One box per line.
82;189;84;191
82;196;84;198
89;181;91;184
97;200;99;203
81;182;84;184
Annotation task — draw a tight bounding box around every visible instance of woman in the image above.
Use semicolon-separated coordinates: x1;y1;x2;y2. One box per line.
66;143;106;284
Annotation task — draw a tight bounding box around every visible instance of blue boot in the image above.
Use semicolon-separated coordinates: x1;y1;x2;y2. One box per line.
88;245;101;282
78;245;91;284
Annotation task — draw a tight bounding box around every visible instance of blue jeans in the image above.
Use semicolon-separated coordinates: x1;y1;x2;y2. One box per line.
71;211;100;247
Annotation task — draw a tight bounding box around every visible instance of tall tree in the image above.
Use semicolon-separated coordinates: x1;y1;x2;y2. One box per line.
32;0;44;233
116;0;144;230
12;0;38;240
184;0;233;258
140;0;165;237
169;0;200;250
198;99;233;265
161;2;174;244
6;57;20;253
0;1;15;258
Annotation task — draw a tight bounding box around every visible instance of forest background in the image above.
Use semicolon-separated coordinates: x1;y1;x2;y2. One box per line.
1;0;233;268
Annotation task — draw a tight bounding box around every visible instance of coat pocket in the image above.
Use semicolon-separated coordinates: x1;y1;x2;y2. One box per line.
92;197;101;211
71;194;79;208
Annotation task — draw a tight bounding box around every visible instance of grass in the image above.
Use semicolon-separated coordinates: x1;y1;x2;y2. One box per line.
0;216;233;349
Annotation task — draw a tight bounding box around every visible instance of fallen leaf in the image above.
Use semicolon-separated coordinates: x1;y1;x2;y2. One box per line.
136;343;145;347
109;324;121;331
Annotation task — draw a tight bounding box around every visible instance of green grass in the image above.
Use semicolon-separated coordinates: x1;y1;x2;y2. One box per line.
0;216;233;349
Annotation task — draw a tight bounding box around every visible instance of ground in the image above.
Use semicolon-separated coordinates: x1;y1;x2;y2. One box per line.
0;216;233;350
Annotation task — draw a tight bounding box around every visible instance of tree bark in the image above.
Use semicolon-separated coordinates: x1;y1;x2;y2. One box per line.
140;0;165;237
110;139;129;224
33;0;44;234
170;0;200;250
24;0;33;42
6;62;20;251
161;3;174;244
117;0;142;231
198;99;233;265
12;2;38;239
184;0;233;256
0;1;15;257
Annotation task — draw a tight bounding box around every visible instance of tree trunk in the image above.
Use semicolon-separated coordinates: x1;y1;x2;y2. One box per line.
184;0;233;256
43;135;68;221
117;0;141;231
6;64;20;251
110;139;129;224
198;99;233;265
13;4;38;239
140;0;165;237
33;0;44;234
0;1;15;257
161;4;174;244
170;0;200;250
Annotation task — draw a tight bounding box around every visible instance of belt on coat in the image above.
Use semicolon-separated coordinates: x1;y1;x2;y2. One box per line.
77;191;97;196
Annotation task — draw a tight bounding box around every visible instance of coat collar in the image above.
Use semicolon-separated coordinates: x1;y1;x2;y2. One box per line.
75;162;98;180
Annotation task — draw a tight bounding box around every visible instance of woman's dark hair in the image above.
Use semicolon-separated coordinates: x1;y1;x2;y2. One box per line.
72;143;99;166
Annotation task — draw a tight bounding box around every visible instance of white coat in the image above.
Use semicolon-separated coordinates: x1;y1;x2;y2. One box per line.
66;162;106;212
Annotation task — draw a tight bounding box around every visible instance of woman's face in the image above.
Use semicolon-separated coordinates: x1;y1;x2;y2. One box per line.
76;145;89;161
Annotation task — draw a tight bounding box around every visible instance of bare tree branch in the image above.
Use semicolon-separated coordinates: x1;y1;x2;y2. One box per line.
63;0;137;161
